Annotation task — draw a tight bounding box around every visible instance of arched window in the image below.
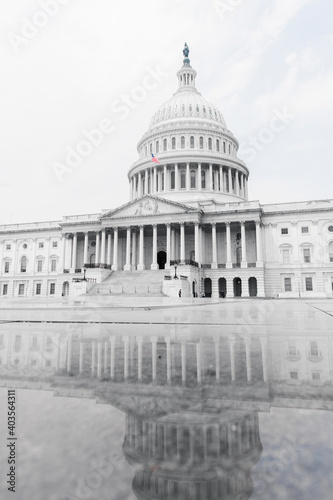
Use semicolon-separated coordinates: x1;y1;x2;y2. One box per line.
196;105;199;113
170;170;175;190
216;139;220;151
190;169;196;189
229;144;231;154
180;170;186;189
156;141;159;153
142;176;145;195
150;143;152;153
199;137;203;149
145;146;147;156
148;174;151;193
181;136;185;149
208;138;212;150
21;256;27;273
190;136;194;148
172;137;176;150
201;170;206;189
223;141;226;153
161;173;164;191
163;138;167;151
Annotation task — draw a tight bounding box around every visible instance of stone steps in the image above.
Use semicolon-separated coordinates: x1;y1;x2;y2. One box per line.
87;269;167;296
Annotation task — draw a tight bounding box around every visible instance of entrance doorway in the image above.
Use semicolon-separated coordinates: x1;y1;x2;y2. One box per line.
233;277;242;297
204;278;212;298
62;281;69;296
218;277;227;298
192;280;197;297
157;251;167;269
249;277;258;297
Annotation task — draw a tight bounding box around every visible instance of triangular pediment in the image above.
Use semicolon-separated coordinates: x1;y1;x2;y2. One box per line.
100;195;199;220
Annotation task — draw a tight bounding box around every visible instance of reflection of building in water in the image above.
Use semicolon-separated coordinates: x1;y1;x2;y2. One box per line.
1;322;332;499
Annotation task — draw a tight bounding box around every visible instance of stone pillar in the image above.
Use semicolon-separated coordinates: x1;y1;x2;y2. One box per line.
124;227;131;271
123;336;129;380
194;223;200;264
107;232;112;266
137;226;145;271
137;338;143;381
175;163;179;190
244;338;252;382
166;338;171;384
215;339;220;381
166;224;171;269
235;171;240;196
240;221;247;268
164;165;167;191
71;233;77;271
180;223;185;263
196;342;202;384
131;229;137;270
138;172;142;197
255;220;263;266
104;341;108;373
112;228;118;270
153;167;157;193
91;341;96;375
83;232;89;266
97;341;103;378
101;229;106;265
145;169;149;194
171;227;175;261
198;163;202;190
79;341;84;373
61;234;66;270
228;167;232;193
95;231;100;266
245;176;248;199
110;337;115;379
151;224;158;270
228;336;236;382
226;222;232;268
67;336;72;372
151;337;157;383
260;338;268;383
209;163;213;190
66;235;73;269
181;342;186;385
211;223;217;269
186;162;190;191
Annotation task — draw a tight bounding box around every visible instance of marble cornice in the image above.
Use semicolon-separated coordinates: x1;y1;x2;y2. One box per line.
262;207;333;217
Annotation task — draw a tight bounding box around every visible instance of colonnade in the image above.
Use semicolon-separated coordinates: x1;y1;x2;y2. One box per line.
129;163;248;200
71;336;269;385
61;220;263;272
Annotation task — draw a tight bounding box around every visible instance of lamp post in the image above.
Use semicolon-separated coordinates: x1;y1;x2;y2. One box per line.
173;262;178;279
83;266;87;281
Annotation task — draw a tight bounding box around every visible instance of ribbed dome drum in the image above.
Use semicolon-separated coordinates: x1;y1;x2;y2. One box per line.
128;44;249;206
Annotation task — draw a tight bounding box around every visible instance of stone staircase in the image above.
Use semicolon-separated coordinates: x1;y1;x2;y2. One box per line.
86;269;168;296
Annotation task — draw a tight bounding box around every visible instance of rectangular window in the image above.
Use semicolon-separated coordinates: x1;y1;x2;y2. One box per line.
281;228;288;235
303;248;311;263
37;260;43;272
290;371;298;380
18;284;25;296
32;336;38;349
36;283;41;295
51;259;57;272
4;262;9;273
312;372;321;381
288;341;297;356
39;242;44;249
310;341;319;356
284;277;292;292
50;283;55;295
52;241;58;248
305;277;313;291
282;249;290;264
3;284;8;296
6;244;11;250
301;227;309;234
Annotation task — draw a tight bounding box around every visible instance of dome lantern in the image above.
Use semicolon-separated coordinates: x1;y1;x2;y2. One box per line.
177;42;197;92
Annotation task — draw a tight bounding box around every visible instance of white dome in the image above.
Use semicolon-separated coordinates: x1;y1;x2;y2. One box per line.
149;90;226;129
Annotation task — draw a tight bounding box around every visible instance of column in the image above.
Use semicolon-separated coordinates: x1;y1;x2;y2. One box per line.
100;229;105;265
151;224;158;270
211;223;217;269
244;338;252;383
198;163;202;190
194;223;200;264
166;338;171;384
228;336;236;382
240;221;247;268
123;336;129;380
164;165;167;191
91;341;96;375
137;226;145;271
196;342;202;384
83;232;89;265
180;223;185;263
209;163;213;190
151;337;157;383
175;163;179;190
61;234;67;271
67;336;72;372
110;337;115;379
131;229;137;270
112;228;118;270
104;341;108;373
124;227;131;271
166;224;171;269
171;227;175;261
235;171;240;196
150;167;153;194
137;338;143;382
186;162;190;191
97;342;103;378
245;176;248;199
79;341;84;373
215;340;220;381
181;342;186;385
226;222;232;268
219;165;223;192
65;234;72;270
260;338;268;383
107;232;112;266
153;167;157;193
228;167;232;193
95;231;100;266
145;169;149;194
138;172;142;197
255;220;263;266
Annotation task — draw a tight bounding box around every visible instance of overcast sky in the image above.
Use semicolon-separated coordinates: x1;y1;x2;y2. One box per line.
1;0;332;225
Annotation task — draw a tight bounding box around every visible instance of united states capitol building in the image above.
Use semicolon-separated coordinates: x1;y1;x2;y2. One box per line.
1;45;333;300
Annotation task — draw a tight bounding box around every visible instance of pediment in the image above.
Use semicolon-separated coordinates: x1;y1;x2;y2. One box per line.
101;195;199;220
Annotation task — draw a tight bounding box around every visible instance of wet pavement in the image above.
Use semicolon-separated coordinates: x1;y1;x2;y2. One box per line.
0;299;332;499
